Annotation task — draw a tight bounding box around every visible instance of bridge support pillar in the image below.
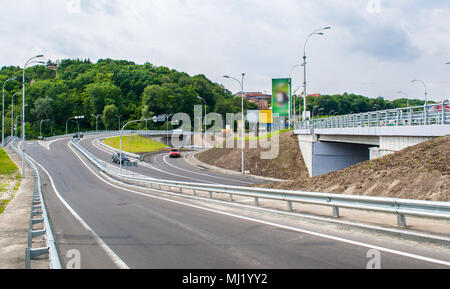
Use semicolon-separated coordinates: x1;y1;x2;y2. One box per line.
297;134;370;177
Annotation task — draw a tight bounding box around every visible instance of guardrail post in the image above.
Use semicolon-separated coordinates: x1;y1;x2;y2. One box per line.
229;194;233;202
397;214;407;228
254;197;259;207
209;192;213;199
193;189;197;196
332;207;340;218
25;248;31;269
287;201;293;211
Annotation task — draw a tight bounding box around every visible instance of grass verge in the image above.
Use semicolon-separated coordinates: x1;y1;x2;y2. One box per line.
0;148;21;215
103;134;167;153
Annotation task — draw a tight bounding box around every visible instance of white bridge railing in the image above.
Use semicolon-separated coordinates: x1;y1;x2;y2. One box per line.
295;101;449;130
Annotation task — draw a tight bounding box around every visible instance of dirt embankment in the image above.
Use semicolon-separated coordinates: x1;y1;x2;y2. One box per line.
196;131;309;181
261;135;450;202
198;131;450;202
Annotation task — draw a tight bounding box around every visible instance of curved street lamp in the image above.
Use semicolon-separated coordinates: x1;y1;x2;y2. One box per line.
11;92;21;137
196;95;207;148
411;79;428;106
92;114;102;131
40;118;50;139
224;73;245;174
397;91;410;107
119;119;146;173
2;76;18;146
14;115;21;137
302;26;331;121
22;54;44;177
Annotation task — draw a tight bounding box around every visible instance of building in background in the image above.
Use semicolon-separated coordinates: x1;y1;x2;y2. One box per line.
237;92;271;110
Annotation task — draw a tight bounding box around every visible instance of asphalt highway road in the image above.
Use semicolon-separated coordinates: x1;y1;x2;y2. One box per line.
78;135;265;186
15;137;450;269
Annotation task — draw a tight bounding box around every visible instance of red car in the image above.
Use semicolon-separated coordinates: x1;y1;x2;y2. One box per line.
169;148;181;158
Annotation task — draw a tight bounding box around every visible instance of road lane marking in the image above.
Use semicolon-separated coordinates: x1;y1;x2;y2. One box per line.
26;152;130;269
68;141;450;268
161;154;253;185
38;137;69;150
88;137;216;184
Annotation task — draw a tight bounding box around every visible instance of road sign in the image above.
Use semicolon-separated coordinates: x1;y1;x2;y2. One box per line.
152;116;158;123
157;115;166;122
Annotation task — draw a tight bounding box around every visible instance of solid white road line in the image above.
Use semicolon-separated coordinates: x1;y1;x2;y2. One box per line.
68;141;450;268
27;152;130;269
88;136;217;184
38;137;70;150
161;154;254;185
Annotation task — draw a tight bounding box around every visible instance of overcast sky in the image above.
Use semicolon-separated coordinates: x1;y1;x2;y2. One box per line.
1;0;449;101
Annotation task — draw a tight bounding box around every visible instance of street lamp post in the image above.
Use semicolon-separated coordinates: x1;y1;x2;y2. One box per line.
92;114;102;131
117;115;122;131
289;65;302;123
164;114;173;138
317;108;324;117
15;115;21;137
11;92;21;138
119;119;145;174
397;91;410;107
411;80;428;106
66;116;75;135
2;77;18;146
224;73;245;174
312;105;319;119
302;27;331;121
40;119;49;139
22;54;44;177
196;96;207;148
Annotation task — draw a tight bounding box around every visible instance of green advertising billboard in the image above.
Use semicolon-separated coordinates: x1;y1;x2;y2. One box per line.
272;78;291;117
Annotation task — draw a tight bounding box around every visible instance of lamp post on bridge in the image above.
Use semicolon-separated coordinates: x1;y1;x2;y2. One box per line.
302;26;331;121
411;79;428;106
397;91;410;108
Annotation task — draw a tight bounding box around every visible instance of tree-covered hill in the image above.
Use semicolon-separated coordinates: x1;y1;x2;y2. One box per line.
0;59;257;138
0;58;427;138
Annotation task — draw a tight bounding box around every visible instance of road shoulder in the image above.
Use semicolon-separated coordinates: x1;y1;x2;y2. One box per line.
0;146;37;269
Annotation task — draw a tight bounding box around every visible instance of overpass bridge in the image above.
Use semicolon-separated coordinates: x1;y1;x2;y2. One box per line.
294;101;450;177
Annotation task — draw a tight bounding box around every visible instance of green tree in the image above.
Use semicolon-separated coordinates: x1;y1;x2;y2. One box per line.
103;104;118;130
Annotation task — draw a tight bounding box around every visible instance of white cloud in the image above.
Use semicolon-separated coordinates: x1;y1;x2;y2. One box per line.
1;0;449;101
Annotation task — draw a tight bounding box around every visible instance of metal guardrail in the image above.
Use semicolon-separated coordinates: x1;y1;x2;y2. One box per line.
1;136;14;147
295;101;450;130
72;139;450;228
9;138;61;269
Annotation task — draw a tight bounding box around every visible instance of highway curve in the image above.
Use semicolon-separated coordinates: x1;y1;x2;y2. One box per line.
15;137;450;269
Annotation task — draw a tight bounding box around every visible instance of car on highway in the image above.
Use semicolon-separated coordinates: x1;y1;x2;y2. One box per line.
112;152;130;164
72;132;83;139
169;148;181;158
